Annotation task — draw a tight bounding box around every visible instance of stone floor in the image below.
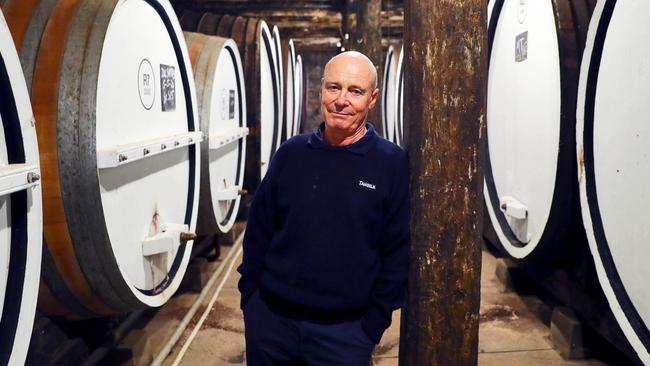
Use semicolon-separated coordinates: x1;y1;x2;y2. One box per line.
146;246;614;366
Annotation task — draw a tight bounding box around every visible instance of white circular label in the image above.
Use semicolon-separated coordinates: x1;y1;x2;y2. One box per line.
221;88;228;120
138;59;155;110
518;0;528;24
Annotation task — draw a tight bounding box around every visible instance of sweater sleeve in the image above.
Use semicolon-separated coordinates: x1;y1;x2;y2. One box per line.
236;158;279;309
361;151;410;343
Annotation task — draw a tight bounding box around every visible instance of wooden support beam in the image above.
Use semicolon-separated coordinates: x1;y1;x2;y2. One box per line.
399;0;486;365
342;0;356;50
171;0;344;12
355;0;383;135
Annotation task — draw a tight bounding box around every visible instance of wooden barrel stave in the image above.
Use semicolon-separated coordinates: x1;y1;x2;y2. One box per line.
215;14;235;37
184;31;207;71
178;9;202;31
230;16;247;56
1;0;42;52
2;0;58;93
195;12;221;35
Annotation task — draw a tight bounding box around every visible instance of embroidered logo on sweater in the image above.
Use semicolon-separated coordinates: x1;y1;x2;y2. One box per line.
359;180;376;190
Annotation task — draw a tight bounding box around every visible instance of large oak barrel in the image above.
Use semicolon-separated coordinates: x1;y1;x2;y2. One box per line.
0;9;42;365
4;0;201;318
394;45;405;147
180;13;282;191
577;1;650;363
381;45;398;144
184;32;247;235
271;25;284;147
295;54;305;135
284;39;297;140
485;0;594;260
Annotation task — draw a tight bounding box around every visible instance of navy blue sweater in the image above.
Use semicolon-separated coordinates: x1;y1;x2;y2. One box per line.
237;122;410;344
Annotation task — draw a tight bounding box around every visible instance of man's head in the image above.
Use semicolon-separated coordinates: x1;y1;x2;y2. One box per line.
320;51;379;139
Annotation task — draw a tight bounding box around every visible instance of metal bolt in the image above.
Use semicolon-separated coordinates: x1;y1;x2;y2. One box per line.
180;232;197;242
118;154;128;162
188;138;193;143
143;148;150;155
500;203;507;210
30;117;36;127
161;144;167;150
27;172;40;183
174;141;180;147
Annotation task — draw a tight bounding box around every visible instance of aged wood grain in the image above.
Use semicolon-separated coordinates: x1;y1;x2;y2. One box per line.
399;0;486;365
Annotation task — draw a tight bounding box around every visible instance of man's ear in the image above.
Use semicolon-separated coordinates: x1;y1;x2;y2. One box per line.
368;88;379;110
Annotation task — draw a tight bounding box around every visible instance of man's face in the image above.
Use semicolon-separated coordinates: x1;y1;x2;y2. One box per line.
320;56;378;134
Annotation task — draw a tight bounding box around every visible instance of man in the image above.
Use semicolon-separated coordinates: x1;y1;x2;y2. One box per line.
238;51;410;365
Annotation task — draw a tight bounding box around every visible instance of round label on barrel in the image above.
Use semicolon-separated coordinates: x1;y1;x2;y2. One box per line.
486;0;561;258
517;0;528;24
95;0;194;305
578;1;650;362
138;58;155;110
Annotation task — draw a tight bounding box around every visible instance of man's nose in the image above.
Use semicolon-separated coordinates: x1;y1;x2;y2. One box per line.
334;90;349;106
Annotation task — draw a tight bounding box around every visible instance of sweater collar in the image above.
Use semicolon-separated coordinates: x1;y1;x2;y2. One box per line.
307;122;378;155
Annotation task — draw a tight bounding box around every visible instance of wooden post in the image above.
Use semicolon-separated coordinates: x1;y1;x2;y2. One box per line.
399;0;486;365
341;0;356;50
354;0;383;136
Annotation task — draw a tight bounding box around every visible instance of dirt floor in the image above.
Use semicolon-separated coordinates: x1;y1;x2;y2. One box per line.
140;245;614;366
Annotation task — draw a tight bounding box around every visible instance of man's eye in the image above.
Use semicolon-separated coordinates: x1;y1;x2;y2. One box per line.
351;89;362;96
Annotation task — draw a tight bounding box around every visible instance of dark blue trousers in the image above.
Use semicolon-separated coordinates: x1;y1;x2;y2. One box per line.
243;290;375;366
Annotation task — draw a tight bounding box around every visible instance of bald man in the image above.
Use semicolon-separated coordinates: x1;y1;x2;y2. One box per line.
238;51;410;365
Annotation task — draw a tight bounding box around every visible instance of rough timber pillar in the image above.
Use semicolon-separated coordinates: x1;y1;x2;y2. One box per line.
342;0;356;49
355;0;383;136
399;0;487;365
